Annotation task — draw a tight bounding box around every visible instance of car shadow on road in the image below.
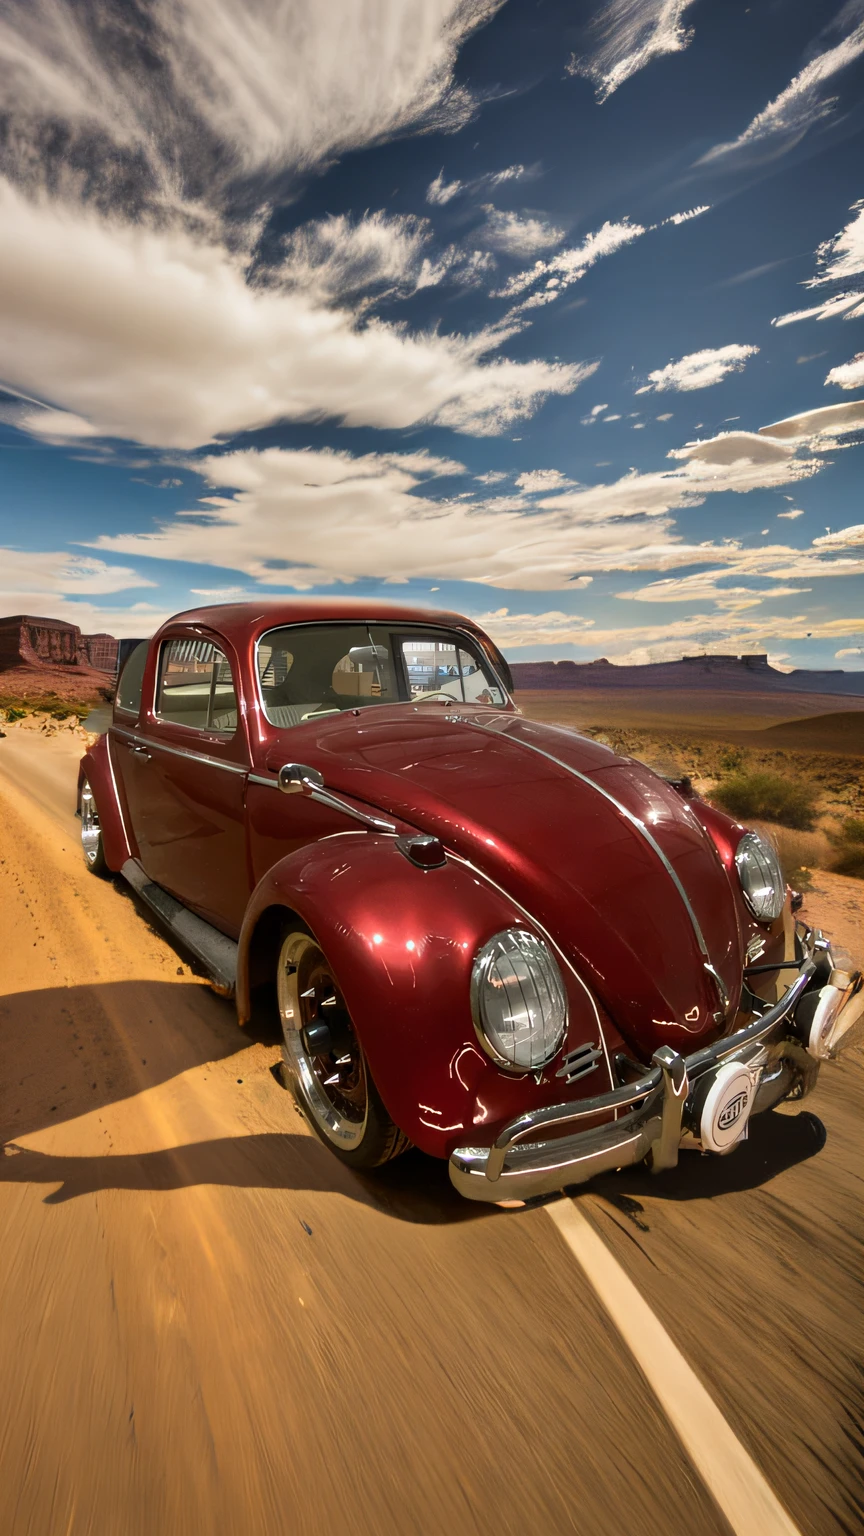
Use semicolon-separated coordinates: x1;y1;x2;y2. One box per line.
588;1106;827;1214
0;1137;489;1225
0;977;487;1224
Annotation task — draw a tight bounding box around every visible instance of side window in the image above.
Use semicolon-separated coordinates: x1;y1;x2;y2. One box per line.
114;640;149;718
156;638;238;733
398;635;505;706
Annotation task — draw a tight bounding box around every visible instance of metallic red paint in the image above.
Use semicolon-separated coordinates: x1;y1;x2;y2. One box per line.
81;598;783;1160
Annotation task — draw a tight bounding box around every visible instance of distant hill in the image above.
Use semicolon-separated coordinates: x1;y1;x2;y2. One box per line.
752;712;864;756
508;654;864;697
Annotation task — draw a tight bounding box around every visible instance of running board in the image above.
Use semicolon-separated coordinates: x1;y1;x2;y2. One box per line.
121;858;238;996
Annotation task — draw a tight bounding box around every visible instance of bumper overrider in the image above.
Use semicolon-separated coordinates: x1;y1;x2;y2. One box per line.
449;924;864;1203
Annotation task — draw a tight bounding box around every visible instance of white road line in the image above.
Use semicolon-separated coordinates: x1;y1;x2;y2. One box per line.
545;1199;801;1536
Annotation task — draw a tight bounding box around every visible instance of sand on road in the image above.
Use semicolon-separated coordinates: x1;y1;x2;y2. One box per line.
0;734;862;1536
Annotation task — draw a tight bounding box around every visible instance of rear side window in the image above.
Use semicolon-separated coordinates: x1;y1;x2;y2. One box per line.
114;641;149;718
156;638;238;733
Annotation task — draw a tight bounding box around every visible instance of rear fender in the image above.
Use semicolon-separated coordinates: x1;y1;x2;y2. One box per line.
237;832;614;1159
78;735;132;871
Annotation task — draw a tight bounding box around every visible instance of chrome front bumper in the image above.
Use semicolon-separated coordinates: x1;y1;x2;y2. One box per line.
449;929;864;1204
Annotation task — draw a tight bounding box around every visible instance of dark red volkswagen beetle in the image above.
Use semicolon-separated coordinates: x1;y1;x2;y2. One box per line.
78;600;862;1201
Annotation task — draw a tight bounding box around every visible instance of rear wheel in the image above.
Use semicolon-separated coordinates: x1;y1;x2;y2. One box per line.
276;929;408;1169
80;780;108;876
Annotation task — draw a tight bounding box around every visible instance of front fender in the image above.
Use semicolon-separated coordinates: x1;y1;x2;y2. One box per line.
79;735;132;871
237;832;615;1159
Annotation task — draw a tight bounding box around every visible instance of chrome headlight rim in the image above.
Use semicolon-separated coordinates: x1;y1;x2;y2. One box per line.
470;928;568;1075
735;830;786;924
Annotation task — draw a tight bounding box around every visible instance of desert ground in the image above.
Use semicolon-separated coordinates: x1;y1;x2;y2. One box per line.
0;721;862;1536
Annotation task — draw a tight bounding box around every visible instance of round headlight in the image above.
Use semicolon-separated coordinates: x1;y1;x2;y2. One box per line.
735;831;785;923
471;929;568;1072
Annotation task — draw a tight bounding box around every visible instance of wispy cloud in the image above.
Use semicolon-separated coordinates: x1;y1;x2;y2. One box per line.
635;344;759;393
494;219;645;307
85;403;864;595
476;206;565;258
426;163;528;205
697;6;864;169
0;2;580;450
566;0;698;105
0;180;589;448
825;353;864;390
659;205;710;227
426;171;464;205
474;607;864;662
773;201;864;325
0;0;505;216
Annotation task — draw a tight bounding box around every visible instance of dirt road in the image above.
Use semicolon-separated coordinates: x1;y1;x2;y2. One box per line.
0;737;862;1535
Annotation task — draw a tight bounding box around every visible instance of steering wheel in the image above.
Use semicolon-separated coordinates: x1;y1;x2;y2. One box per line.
411;689;460;704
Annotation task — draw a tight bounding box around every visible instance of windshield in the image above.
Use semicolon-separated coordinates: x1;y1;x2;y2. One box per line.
256;623;507;727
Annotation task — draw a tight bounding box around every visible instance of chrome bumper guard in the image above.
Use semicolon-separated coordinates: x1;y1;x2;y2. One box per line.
449;929;864;1204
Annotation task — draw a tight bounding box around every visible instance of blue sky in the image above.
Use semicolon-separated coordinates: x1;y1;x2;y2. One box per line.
0;0;863;668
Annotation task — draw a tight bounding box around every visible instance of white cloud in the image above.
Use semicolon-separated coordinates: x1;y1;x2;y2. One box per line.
758;398;864;441
497;219;645;307
636;343;759;393
618;573;810;610
825;353;864;390
515;469;576;493
0;549;153;596
697;11;864;168
660;205;710;226
772;201;864;326
67;400;864;598
0;549;163;640
426;163;526;205
567;1;697;104
0;180;589;448
474;470;509;484
273;211;431;302
478;607;864;662
836;647;864;657
773;291;864;327
778;509;805;519
0;0;504;209
809;199;864;287
427;171;463;205
476;206;565;258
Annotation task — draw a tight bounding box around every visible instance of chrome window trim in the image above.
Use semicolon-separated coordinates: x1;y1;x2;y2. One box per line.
253;619;513;729
112;726;248;776
449;716;730;1014
153;635;239;738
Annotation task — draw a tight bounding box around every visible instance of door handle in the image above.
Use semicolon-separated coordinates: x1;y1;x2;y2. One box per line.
126;743;151;759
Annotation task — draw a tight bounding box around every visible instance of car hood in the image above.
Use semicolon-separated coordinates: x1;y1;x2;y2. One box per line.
301;706;744;1055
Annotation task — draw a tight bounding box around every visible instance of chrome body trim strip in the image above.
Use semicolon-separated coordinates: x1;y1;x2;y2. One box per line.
104;731;130;851
247;770;397;834
450;940;822;1202
112;726;248;776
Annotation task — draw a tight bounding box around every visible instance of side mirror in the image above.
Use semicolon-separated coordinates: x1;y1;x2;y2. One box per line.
277;762;325;796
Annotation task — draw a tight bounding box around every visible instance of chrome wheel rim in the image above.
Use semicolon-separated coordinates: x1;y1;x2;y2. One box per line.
80;781;101;866
277;932;369;1150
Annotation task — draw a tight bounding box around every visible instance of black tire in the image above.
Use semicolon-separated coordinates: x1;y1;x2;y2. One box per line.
276;927;409;1170
80;779;109;877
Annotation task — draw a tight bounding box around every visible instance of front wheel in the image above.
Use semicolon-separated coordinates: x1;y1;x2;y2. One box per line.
80;780;108;876
276;929;409;1169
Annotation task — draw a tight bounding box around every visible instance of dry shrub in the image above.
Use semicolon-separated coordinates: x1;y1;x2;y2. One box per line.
749;823;831;887
828;818;864;880
710;770;818;830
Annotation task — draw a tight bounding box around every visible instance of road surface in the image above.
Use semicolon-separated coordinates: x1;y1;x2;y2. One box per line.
0;731;861;1535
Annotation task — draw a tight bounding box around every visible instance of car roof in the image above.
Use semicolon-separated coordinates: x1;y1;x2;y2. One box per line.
159;599;486;649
